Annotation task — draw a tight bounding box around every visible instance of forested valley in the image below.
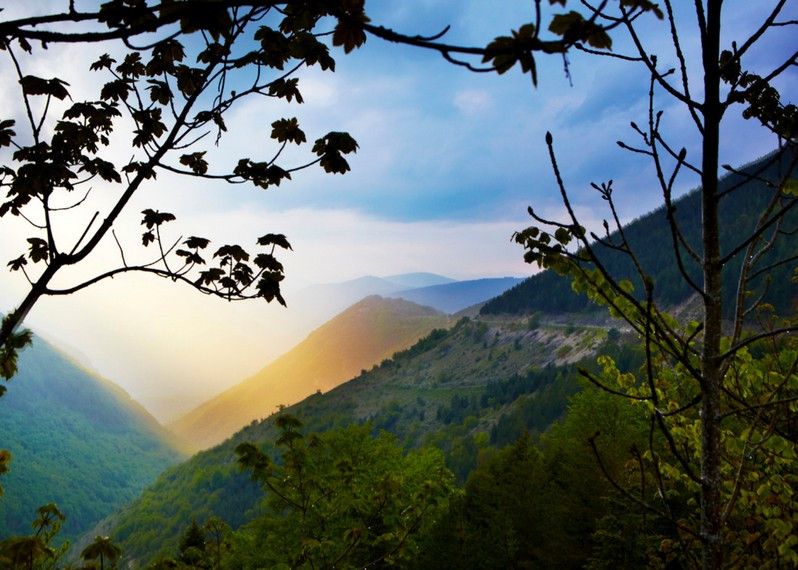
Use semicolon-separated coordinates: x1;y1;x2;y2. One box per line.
0;1;796;569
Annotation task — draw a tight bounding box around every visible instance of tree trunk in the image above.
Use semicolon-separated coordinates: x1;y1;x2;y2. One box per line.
700;2;724;569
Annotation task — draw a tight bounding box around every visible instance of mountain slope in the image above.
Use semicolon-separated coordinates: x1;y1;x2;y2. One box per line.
392;277;524;314
107;312;611;563
0;337;183;542
169;296;449;451
483;151;798;316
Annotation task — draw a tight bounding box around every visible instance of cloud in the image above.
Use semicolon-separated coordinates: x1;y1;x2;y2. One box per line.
454;89;493;115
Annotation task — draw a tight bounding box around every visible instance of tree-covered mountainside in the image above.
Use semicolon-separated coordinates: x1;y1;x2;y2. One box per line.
169;296;450;451
482;152;798;316
391;277;524;314
0;338;184;542
104;314;619;564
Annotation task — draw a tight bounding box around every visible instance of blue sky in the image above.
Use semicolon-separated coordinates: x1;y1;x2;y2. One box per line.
0;1;796;418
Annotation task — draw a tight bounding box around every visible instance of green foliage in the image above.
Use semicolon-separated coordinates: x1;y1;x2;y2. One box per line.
585;335;798;567
109;314;611;561
0;503;68;570
232;417;455;569
0;314;32;381
414;387;649;569
81;536;122;570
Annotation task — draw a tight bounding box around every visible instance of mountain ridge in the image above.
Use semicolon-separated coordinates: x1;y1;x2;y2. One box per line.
0;336;184;542
168;296;450;451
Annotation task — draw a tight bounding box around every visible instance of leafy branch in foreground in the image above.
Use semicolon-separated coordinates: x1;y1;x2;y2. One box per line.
0;2;364;375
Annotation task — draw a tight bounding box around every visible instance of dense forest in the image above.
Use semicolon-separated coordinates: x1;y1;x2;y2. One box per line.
482;152;798;317
0;339;182;542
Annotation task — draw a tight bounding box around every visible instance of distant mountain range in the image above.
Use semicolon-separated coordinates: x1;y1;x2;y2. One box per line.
391;277;524;314
0;337;184;542
292;272;520;327
169;296;450;451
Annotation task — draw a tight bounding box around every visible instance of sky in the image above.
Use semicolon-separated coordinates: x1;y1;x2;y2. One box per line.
0;1;796;420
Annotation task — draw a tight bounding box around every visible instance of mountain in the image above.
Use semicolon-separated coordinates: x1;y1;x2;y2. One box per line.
0;337;183;542
282;273;454;337
168;296;450;451
483;151;798;317
391;277;524;314
382;272;456;289
105;311;616;563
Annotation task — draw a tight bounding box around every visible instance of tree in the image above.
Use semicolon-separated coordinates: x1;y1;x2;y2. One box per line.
0;1;366;379
177;520;206;567
81;536;122;570
0;503;66;570
202;516;232;570
234;415;455;568
445;3;794;568
0;1;362;514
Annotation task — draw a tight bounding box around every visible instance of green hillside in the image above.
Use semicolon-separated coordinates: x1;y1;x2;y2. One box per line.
0;338;184;542
106;314;619;564
482;151;798;316
169;296;450;451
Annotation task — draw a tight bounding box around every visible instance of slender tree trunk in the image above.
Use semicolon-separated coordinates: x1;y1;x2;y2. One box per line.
700;2;723;569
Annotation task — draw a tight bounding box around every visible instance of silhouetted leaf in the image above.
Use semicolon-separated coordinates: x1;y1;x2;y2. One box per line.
90;53;116;71
141;208;176;229
0;120;15;148
197;267;224;286
214;244;249;262
19;76;71;100
257;233;292;250
179;152;208;175
27;238;48;263
271;117;306;144
7;255;26;271
176;249;205;265
146;80;173;105
332;15;368;54
146;39;185;75
117;52;145;78
100;79;132;102
185;236;210;250
268;78;303;103
80;158;121;183
254;253;283;272
620;0;664;19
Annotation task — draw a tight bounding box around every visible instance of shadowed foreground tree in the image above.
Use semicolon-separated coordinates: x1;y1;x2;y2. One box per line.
81;535;122;570
493;3;796;568
0;503;67;570
0;1;657;380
